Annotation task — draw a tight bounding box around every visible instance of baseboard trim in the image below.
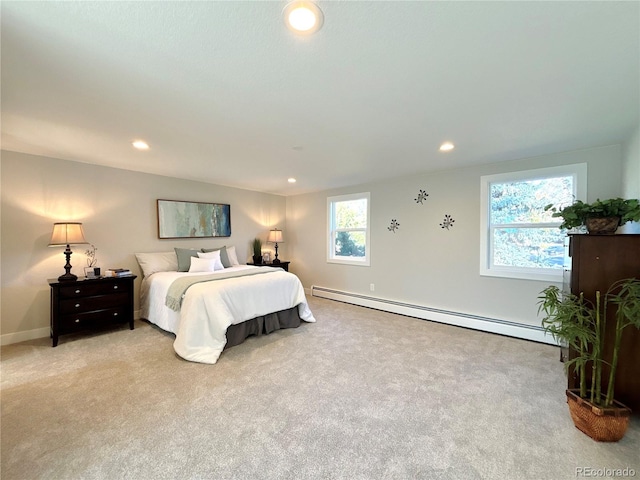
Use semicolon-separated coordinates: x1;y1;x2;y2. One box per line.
310;286;555;345
1;310;143;346
0;327;50;346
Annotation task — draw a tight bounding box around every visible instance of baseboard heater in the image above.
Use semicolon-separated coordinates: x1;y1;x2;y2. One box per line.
310;286;555;345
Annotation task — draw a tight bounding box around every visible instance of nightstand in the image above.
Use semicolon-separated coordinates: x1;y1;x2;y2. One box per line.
49;275;137;347
247;261;290;272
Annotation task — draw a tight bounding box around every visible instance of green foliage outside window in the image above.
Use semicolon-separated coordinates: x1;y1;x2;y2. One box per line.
490;176;574;270
333;199;367;258
335;200;367;228
335;231;365;257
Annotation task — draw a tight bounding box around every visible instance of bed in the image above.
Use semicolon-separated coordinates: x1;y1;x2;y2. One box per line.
137;250;315;364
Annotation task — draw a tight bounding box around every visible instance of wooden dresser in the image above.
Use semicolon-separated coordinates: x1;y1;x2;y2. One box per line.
567;234;640;410
49;275;136;347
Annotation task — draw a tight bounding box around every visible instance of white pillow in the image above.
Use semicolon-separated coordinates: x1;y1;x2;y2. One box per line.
135;252;179;277
226;245;240;266
188;256;220;273
196;250;224;271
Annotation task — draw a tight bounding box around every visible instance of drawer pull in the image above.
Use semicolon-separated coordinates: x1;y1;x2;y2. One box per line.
113;285;119;290
75;319;80;323
75;304;80;308
75;289;81;294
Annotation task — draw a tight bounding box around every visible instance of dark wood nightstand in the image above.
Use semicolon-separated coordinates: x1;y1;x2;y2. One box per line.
247;261;290;272
49;275;137;347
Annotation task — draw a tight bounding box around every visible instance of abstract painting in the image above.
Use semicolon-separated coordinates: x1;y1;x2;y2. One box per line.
157;199;231;238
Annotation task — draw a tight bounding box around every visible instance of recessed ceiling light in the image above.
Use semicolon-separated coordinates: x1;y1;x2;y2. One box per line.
132;140;149;150
288;178;297;183
283;1;324;35
439;142;455;152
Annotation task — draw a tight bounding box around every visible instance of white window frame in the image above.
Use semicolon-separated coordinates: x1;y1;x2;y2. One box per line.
327;192;371;266
480;163;587;282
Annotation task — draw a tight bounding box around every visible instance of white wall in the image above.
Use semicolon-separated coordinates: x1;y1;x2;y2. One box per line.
621;123;640;233
287;145;623;331
0;150;287;343
0;143;630;344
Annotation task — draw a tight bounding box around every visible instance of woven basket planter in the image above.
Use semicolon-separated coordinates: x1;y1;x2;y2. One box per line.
566;389;631;442
585;216;620;234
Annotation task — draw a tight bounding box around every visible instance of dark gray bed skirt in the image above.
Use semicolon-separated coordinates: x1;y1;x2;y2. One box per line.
224;305;302;349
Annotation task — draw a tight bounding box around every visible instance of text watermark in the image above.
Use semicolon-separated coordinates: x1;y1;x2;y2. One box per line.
576;467;636;478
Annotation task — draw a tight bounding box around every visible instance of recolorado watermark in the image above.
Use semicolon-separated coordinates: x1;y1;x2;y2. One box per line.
576;467;636;477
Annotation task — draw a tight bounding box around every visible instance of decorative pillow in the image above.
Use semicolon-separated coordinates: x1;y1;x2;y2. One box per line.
201;246;231;268
197;250;224;271
188;256;219;273
175;248;201;272
225;245;240;266
135;252;179;277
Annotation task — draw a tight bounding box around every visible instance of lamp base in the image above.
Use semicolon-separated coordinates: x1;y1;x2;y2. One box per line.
272;258;281;264
58;245;77;282
58;272;78;282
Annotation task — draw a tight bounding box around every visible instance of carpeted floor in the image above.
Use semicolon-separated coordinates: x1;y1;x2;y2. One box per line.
1;296;638;480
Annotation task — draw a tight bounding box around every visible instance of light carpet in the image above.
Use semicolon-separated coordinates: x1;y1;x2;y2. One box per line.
1;296;638;480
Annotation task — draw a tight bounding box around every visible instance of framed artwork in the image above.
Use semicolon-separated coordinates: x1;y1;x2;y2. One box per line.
262;252;271;263
157;199;231;239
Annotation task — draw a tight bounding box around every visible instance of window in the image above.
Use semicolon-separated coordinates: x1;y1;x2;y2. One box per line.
327;192;370;266
480;164;587;281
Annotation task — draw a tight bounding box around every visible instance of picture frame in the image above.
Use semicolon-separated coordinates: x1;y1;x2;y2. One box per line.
262;252;271;263
157;199;231;239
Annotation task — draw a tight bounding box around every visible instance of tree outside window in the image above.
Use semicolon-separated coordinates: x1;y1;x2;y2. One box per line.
327;193;370;266
480;164;587;281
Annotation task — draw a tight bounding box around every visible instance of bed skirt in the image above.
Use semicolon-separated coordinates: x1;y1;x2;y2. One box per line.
224;306;302;349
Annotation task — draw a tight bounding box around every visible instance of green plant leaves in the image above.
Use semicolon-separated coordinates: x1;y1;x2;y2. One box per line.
544;198;640;230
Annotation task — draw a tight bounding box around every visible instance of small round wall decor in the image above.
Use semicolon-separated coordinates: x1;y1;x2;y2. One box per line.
388;219;400;233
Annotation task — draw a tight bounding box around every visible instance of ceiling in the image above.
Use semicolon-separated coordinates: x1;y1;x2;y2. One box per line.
2;1;639;196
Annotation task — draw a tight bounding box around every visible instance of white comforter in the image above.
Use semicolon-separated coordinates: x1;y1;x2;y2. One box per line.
140;266;315;364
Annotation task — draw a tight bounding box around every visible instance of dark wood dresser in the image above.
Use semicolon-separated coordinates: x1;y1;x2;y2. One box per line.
567;234;640;410
49;275;136;347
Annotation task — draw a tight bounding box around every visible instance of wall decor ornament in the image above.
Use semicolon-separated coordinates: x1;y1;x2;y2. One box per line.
414;189;429;204
85;244;98;267
157;199;231;239
388;219;400;233
440;214;455;230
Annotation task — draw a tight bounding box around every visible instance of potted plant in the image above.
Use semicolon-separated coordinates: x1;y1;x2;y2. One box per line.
544;198;640;234
537;278;640;441
252;238;263;264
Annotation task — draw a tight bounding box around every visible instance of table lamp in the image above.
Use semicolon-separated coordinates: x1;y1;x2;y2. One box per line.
48;222;89;281
267;228;284;264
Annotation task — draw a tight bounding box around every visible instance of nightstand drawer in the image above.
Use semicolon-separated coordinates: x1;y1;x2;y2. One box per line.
59;293;128;314
58;281;128;298
59;307;128;333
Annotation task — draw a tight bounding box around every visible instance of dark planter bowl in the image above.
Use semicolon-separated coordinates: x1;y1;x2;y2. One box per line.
585;217;620;235
252;255;263;265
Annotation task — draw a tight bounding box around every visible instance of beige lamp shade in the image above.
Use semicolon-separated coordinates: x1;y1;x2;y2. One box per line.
48;222;88;246
267;229;284;244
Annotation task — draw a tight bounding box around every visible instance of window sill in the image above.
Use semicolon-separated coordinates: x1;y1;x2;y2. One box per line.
327;258;370;267
480;267;564;283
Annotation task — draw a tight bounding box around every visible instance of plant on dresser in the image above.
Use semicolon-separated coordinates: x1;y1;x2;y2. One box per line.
544;198;640;234
49;275;137;346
